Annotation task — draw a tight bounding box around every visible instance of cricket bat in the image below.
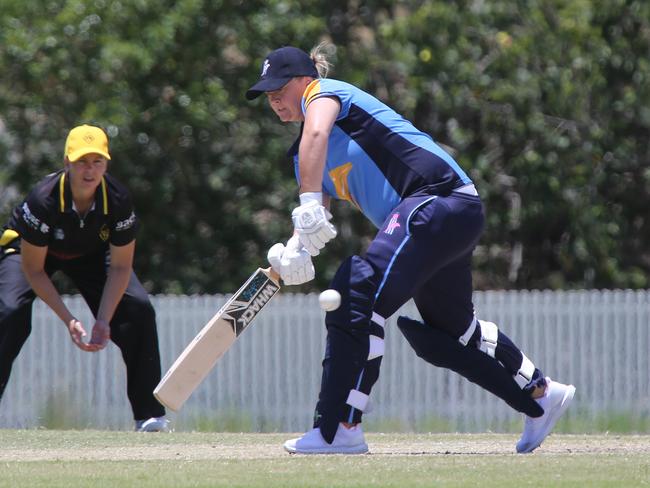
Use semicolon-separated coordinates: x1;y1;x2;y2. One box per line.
154;267;280;411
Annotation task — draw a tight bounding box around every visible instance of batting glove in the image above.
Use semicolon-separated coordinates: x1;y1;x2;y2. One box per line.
291;200;337;256
267;235;315;286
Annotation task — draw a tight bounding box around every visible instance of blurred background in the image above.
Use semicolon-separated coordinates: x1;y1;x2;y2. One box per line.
1;0;649;294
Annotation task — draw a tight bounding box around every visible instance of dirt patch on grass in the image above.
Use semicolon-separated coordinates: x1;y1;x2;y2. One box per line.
2;433;649;462
369;433;650;456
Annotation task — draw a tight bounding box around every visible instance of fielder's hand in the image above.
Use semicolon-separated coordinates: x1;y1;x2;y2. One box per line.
267;235;315;285
89;319;111;349
67;318;106;352
291;200;337;256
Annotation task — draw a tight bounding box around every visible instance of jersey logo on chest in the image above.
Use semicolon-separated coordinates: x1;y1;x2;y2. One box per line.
99;224;110;241
328;163;359;209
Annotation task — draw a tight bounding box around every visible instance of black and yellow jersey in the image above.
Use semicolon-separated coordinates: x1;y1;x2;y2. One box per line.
3;169;138;260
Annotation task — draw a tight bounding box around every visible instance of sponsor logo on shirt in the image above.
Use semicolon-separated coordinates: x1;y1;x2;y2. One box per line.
384;213;401;235
115;211;136;231
54;228;65;240
99;224;110;241
22;202;49;234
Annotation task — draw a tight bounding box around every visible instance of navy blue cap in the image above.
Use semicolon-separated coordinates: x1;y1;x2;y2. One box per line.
246;46;318;100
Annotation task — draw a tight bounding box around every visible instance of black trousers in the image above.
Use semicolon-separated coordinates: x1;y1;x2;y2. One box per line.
0;250;165;421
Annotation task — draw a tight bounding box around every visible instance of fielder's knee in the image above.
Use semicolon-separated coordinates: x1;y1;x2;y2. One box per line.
120;295;156;325
110;296;157;347
0;307;32;341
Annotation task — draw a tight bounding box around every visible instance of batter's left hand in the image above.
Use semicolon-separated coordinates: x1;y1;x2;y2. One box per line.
291;200;337;256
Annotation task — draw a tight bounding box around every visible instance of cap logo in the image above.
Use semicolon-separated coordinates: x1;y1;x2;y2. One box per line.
83;133;95;144
261;59;270;77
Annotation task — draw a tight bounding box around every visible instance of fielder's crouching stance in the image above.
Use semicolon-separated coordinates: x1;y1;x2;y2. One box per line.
0;125;167;432
247;45;575;454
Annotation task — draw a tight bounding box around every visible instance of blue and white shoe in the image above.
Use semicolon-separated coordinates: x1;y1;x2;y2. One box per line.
135;416;170;432
284;423;368;454
516;378;575;453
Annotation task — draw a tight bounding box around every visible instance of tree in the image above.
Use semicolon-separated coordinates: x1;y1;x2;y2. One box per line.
1;0;648;292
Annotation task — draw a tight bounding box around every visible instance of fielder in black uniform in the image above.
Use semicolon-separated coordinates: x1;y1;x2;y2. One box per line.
0;124;167;431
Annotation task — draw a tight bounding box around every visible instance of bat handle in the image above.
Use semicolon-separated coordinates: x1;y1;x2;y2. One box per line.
263;267;281;284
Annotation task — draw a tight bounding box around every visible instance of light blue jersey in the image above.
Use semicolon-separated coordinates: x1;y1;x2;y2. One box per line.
290;78;472;228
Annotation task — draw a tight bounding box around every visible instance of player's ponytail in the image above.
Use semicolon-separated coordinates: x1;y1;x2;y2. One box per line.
310;41;335;79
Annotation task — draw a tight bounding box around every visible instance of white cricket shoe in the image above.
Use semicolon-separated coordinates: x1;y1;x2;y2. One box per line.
516;378;575;453
135;416;170;432
284;423;368;454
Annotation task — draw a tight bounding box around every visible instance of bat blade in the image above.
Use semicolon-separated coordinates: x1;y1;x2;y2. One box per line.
154;267;280;411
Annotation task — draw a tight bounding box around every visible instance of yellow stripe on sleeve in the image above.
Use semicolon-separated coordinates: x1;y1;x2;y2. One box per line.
303;79;322;109
0;229;19;246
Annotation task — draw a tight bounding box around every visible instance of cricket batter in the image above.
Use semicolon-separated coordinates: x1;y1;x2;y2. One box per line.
247;45;575;454
0;125;168;432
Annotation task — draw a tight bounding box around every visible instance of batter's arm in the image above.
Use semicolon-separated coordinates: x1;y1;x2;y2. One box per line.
298;96;341;194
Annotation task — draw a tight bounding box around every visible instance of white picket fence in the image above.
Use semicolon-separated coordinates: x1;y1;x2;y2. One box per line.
1;290;649;432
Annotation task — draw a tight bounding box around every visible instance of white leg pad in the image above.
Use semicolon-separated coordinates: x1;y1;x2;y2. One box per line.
458;316;477;346
368;335;385;361
371;312;385;327
478;320;498;358
514;353;536;388
346;389;369;412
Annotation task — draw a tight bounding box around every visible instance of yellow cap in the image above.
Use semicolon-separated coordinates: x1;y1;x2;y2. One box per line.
64;125;111;162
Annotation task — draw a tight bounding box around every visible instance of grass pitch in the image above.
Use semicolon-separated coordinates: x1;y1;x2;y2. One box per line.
1;430;649;487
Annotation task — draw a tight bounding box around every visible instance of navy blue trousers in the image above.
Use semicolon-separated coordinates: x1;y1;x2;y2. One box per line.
314;192;542;442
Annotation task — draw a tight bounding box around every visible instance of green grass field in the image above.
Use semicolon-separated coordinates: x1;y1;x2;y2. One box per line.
1;430;649;487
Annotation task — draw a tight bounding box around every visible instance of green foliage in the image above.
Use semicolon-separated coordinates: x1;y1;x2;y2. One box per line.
1;0;648;292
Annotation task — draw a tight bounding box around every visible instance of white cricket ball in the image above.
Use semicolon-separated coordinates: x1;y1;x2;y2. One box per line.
319;289;341;311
